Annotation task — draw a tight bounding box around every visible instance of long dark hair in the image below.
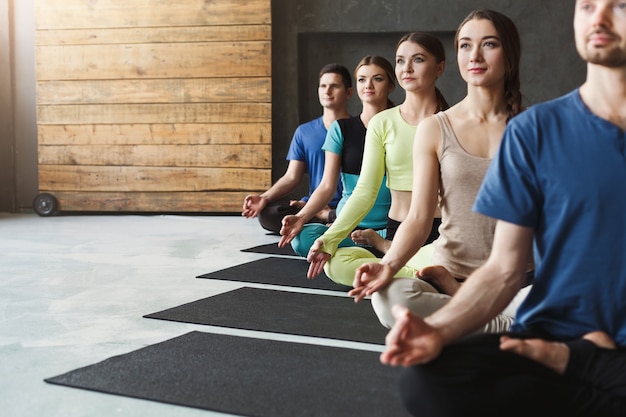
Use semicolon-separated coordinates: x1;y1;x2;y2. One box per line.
354;55;396;109
455;9;522;121
396;32;450;112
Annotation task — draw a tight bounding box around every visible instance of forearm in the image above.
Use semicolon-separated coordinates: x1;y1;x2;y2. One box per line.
261;176;299;202
425;261;524;343
379;214;433;272
425;221;535;342
294;182;336;223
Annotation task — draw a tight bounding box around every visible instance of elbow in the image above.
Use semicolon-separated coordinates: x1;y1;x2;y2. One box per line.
483;259;526;291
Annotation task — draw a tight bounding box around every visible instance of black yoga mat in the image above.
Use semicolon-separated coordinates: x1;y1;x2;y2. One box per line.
196;256;352;292
45;331;410;417
144;286;387;344
241;242;299;257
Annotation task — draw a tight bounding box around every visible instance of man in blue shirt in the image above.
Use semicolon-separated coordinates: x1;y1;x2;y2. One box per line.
242;63;351;234
379;2;626;416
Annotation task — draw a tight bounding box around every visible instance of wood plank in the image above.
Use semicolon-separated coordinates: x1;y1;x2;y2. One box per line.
35;0;271;30
38;144;271;168
36;25;271;46
37;123;272;145
34;0;273;214
38;165;272;192
36;41;271;80
37;103;271;124
36;78;271;105
45;191;252;212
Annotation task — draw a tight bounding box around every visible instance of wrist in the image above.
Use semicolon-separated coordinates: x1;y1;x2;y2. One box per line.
379;256;403;274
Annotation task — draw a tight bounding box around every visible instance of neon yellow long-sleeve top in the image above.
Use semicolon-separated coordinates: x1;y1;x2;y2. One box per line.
317;106;416;256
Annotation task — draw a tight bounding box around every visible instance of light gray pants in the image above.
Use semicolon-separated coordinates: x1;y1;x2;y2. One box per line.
371;278;532;333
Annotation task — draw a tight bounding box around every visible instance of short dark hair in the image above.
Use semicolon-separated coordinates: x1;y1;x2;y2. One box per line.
319;63;353;89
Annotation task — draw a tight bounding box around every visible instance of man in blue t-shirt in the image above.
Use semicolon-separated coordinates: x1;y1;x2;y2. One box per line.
378;2;626;416
242;63;351;234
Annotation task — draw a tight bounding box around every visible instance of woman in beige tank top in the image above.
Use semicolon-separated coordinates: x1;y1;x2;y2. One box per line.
349;10;532;331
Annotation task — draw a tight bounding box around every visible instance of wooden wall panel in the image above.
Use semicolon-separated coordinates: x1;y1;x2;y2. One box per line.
37;78;271;105
36;0;271;29
36;42;271;80
37;103;271;124
38;144;271;168
36;25;271;46
38;166;270;192
37;123;271;145
35;0;271;214
49;191;251;212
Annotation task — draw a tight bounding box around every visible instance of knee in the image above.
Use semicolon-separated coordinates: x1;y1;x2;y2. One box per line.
371;289;395;328
323;257;355;287
291;224;329;257
398;367;426;416
370;279;418;328
398;366;442;417
258;207;282;234
372;279;447;328
258;215;280;234
323;247;379;287
290;235;309;257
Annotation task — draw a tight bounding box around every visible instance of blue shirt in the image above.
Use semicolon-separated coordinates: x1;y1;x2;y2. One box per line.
474;89;626;344
287;117;342;207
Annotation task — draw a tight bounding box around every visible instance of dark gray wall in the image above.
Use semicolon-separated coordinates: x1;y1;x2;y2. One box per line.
271;0;586;197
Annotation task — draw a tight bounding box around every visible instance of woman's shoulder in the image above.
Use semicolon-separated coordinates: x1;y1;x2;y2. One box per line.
417;111;445;132
439;103;465;120
369;105;401;124
336;115;364;130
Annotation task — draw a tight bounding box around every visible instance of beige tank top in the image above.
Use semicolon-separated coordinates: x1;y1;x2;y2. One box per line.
431;112;496;278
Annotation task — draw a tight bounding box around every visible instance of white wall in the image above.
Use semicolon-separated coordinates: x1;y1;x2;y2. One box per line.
13;0;37;211
0;0;36;212
0;0;16;211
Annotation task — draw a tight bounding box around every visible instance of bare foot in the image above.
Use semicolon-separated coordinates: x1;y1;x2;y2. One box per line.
315;205;332;222
417;265;461;295
583;330;616;350
500;330;617;375
500;337;570;374
351;229;392;253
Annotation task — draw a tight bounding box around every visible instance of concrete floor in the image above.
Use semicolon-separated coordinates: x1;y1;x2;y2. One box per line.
0;212;382;417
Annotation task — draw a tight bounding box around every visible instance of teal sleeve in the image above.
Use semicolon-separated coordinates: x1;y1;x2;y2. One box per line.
318;116;387;256
322;121;343;155
291;223;355;258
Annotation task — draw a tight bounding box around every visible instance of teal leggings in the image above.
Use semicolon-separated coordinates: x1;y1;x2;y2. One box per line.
290;223;386;258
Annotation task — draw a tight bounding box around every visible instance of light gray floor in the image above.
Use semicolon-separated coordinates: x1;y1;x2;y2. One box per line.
0;213;383;417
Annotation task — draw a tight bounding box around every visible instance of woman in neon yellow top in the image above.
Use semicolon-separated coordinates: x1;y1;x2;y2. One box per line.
306;32;449;285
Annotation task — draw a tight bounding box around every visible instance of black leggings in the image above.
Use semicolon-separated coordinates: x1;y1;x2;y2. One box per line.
257;200;329;234
385;217;441;244
398;332;626;417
